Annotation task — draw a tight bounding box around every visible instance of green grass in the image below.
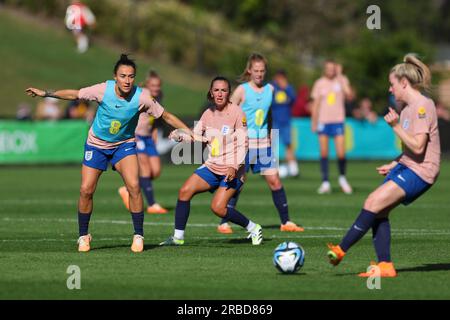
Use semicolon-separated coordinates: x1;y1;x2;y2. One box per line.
0;161;449;299
0;7;208;118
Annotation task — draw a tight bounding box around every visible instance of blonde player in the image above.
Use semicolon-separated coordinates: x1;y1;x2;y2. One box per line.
217;53;304;234
311;60;353;194
327;54;440;277
118;70;168;214
160;76;263;246
26;54;191;253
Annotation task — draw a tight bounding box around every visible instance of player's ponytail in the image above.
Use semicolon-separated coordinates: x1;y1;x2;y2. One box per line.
238;53;268;83
114;53;137;74
391;54;431;92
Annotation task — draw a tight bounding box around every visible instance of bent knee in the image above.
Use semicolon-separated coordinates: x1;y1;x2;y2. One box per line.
210;203;227;217
178;186;194;200
127;183;141;197
80;185;95;198
363;193;383;213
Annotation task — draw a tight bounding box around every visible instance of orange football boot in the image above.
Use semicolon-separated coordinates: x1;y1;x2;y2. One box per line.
358;261;397;278
217;223;233;234
147;203;168;214
280;221;305;232
327;243;346;266
77;234;92;252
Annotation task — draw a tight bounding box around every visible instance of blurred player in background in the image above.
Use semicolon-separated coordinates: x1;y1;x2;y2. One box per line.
327;54;440;277
65;0;96;53
118;70;168;214
26;54;191;253
311;60;353;194
160;76;263;246
271;69;299;178
217;53;304;234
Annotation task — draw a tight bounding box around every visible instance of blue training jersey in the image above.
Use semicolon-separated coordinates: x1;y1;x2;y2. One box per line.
271;81;296;123
91;80;143;143
241;82;273;139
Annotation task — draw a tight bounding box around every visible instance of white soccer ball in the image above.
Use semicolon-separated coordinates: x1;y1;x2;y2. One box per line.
273;241;305;274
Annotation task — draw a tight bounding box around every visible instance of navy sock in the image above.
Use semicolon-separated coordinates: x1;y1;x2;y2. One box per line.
220;190;241;224
131;212;144;236
78;211;91;237
175;199;190;231
224;207;250;229
338;158;347;176
271;188;289;224
340;209;377;252
372;218;391;262
320;157;329;182
139;177;155;206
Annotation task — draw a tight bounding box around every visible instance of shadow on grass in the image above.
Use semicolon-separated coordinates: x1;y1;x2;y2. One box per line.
397;263;450;273
226;238;273;244
276;272;307;276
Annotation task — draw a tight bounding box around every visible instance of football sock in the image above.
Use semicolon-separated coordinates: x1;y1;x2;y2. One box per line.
174;229;185;240
175;199;190;231
372;218;391;262
272;187;289;225
338;158;347;176
131;211;144;236
139;177;155;206
340;209;377;252
224;207;249;229
78;211;91;237
220;190;240;224
320;157;329;182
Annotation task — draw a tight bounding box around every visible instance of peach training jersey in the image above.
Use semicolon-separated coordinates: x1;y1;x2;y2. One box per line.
135;93;162;137
194;103;249;175
311;76;348;124
398;95;440;184
78;82;164;149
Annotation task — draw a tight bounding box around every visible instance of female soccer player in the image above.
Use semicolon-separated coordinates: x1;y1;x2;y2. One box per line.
217;53;304;234
327;54;440;277
118;70;168;214
311;61;353;194
160;76;263;246
26;54;191;253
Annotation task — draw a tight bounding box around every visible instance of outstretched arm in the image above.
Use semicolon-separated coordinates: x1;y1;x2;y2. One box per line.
26;88;79;100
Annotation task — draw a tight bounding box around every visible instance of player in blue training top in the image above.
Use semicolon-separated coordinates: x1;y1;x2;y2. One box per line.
216;53;304;234
26;54;191;253
271;69;299;178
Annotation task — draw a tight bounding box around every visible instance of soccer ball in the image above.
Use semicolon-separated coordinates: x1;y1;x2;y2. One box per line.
273;242;305;274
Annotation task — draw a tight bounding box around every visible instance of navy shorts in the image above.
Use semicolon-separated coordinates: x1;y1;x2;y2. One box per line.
317;122;344;137
136;135;159;156
273;121;291;146
194;165;244;192
82;142;137;171
245;147;278;174
383;163;432;205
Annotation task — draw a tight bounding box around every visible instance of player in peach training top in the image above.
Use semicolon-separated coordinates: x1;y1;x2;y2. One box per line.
26;54;191;253
217;53;304;234
327;54;440;277
311;60;353;195
118;70;168;214
160;76;263;246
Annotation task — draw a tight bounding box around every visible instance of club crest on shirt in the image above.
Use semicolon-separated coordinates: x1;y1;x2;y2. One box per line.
418;106;426;119
402;119;410;130
221;125;230;135
85;150;93;161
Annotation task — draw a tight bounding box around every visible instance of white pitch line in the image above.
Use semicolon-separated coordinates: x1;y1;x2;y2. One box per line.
1;217;450;234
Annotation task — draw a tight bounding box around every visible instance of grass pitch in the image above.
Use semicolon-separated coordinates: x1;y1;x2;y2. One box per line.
0;161;449;299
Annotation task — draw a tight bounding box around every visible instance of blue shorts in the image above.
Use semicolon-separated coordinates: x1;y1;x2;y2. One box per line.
136;135;159;156
383;163;432;205
245;147;277;174
317;122;344;137
82;142;137;171
194;165;244;192
272;121;291;146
